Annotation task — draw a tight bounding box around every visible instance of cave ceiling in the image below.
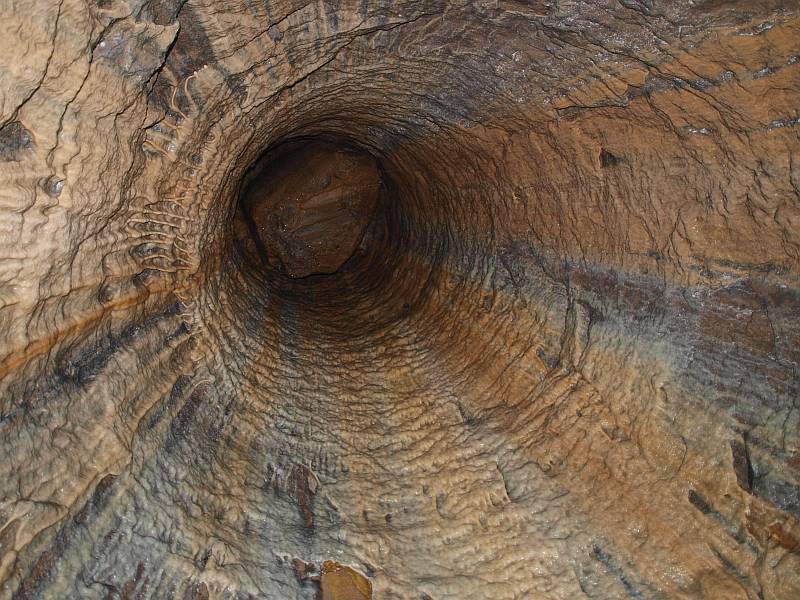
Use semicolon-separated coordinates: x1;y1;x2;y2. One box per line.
0;0;799;599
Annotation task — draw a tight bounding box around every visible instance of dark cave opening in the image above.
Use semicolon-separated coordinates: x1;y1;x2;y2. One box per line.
2;2;800;598
236;139;382;280
217;129;444;354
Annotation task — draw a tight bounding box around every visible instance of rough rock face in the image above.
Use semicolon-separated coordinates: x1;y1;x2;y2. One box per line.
0;1;799;599
240;141;381;278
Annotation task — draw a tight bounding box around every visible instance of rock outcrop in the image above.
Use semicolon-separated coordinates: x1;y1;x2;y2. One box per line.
240;141;381;279
0;1;798;598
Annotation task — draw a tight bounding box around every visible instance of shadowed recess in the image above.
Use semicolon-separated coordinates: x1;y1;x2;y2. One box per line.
0;1;799;599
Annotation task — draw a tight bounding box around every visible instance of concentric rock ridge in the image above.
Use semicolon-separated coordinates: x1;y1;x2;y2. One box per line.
0;1;798;599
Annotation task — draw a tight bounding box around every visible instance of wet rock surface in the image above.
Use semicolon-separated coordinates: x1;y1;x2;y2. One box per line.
0;0;799;599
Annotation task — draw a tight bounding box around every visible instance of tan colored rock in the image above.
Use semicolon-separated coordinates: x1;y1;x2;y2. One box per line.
0;1;798;599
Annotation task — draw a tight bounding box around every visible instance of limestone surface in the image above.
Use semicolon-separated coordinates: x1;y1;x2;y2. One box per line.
0;1;799;599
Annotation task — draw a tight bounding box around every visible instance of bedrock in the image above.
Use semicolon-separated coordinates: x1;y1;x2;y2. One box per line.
0;1;798;599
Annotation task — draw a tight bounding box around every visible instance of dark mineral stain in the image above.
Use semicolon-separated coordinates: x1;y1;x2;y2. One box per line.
0;121;32;161
267;24;283;42
688;488;760;551
753;65;776;79
591;545;642;599
79;474;118;522
14;475;117;600
57;301;183;386
730;438;754;492
149;3;228;112
752;474;800;520
130;243;164;258
139;0;185;25
287;464;318;529
132;268;162;287
619;0;653;15
165;384;207;453
182;581;209;600
537;348;561;370
688;489;713;515
120;561;149;599
600;149;622;168
710;546;750;584
454;401;479;427
145;373;194;430
263;463;319;531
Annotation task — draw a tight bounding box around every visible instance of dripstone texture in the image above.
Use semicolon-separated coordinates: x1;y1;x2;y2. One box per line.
0;1;799;599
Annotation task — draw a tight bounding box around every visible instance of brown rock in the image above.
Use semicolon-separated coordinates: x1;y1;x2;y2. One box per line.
286;463;319;529
242;141;380;278
319;561;372;600
291;557;315;581
0;1;799;599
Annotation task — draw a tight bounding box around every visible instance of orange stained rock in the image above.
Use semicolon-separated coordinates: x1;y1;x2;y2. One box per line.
319;561;372;600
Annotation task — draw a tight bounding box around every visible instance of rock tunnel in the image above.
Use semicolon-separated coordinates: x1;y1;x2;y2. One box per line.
1;1;799;598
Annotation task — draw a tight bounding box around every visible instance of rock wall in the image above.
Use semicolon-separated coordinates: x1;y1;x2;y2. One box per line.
0;1;798;598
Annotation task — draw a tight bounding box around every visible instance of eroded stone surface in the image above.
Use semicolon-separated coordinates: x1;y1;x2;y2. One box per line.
0;1;798;599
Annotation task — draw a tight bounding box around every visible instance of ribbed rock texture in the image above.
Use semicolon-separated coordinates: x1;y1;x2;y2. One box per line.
0;1;799;599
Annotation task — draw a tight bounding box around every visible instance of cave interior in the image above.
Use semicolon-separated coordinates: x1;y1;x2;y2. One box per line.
0;1;799;599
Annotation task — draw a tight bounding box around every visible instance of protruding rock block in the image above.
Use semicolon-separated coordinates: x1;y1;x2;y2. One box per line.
242;141;380;278
319;561;372;600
